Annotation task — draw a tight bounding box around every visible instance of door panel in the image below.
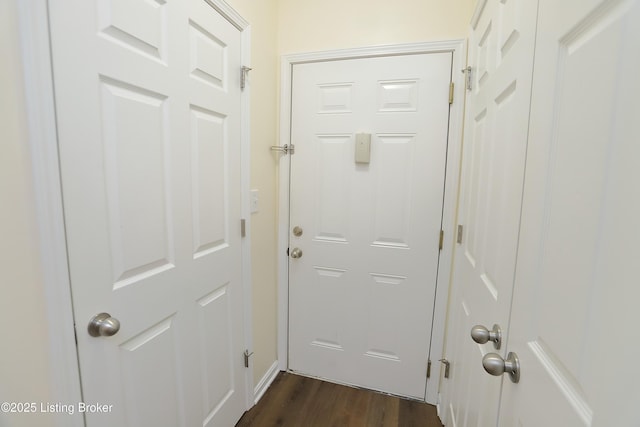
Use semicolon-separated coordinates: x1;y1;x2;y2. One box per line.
289;53;453;399
49;1;247;426
444;0;538;424
499;0;640;425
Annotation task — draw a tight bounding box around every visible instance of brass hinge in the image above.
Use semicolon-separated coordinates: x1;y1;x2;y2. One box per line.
457;225;463;244
449;82;454;104
244;350;254;368
241;219;246;238
427;359;432;378
439;230;444;251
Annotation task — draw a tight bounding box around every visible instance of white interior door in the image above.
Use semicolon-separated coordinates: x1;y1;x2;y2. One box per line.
49;1;248;426
288;53;453;399
499;0;640;425
443;0;537;424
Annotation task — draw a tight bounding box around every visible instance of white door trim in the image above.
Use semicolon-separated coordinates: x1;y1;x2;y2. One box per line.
277;40;466;404
17;2;254;424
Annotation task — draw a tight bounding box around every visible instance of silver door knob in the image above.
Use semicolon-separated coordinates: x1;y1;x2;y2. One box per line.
290;247;303;259
482;352;520;383
471;324;502;349
88;313;120;337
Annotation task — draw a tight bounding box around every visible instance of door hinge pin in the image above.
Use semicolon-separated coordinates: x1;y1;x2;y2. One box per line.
241;66;252;90
244;349;254;368
427;359;432;378
439;230;444;251
241;219;246;238
439;358;451;379
449;82;454;104
457;225;463;244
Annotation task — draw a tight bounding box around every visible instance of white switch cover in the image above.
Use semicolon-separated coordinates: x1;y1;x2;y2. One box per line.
355;133;371;164
250;189;259;214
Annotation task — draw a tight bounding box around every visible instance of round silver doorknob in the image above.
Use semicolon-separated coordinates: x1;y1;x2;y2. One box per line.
470;324;502;349
88;313;120;337
290;247;303;259
482;352;520;383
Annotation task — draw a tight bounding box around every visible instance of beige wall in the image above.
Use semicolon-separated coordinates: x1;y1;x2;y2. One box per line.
278;0;474;54
0;1;55;426
225;0;281;385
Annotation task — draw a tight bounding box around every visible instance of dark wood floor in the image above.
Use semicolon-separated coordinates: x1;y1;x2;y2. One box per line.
236;372;443;427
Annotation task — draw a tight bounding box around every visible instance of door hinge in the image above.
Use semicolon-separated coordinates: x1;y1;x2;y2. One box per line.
457;224;463;244
241;66;252;90
449;82;454;104
439;230;444;251
461;66;472;91
241;219;246;238
427;359;432;378
440;358;451;379
243;349;254;368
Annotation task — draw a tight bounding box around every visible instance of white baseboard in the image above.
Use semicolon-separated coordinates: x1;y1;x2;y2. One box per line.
253;361;280;404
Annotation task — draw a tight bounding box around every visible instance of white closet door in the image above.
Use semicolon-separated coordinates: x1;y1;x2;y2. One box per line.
49;1;248;425
443;0;538;424
499;1;640;425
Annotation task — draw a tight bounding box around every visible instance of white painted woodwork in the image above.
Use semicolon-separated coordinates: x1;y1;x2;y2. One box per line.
443;0;538;424
48;1;247;425
499;0;640;425
288;53;453;399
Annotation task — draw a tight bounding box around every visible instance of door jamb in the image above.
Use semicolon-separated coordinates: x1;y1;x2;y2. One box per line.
276;40;466;404
18;1;255;424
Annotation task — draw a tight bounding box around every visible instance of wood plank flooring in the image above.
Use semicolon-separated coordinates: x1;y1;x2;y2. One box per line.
236;372;443;427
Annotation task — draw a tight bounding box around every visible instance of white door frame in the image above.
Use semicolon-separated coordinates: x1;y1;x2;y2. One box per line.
277;40;466;404
17;2;254;426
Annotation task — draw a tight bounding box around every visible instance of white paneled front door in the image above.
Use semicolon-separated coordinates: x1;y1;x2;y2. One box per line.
288;53;453;399
49;1;247;426
499;0;640;425
443;0;538;424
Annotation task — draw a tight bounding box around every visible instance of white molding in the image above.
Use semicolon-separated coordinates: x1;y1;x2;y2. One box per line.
205;0;249;30
253;362;280;405
276;57;293;372
238;22;254;412
22;0;253;422
276;40;467;405
426;39;467;405
471;0;488;29
17;2;84;426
